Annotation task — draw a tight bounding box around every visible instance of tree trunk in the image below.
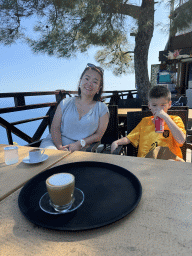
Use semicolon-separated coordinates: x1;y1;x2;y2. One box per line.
134;0;154;104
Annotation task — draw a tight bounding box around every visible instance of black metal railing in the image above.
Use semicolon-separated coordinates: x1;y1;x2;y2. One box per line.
0;90;74;145
0;89;137;145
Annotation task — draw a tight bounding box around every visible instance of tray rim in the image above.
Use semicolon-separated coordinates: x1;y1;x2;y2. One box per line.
18;161;142;231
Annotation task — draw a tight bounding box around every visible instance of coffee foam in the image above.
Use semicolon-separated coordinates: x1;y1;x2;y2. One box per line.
48;173;74;186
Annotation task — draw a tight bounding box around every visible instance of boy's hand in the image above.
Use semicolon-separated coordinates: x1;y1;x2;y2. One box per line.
111;141;118;154
153;108;169;121
153;108;186;144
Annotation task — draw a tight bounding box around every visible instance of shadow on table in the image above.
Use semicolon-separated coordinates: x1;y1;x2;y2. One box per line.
10;191;143;243
7;154;65;171
0;162;6;167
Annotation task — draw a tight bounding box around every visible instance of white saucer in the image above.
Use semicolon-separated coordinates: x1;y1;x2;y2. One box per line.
22;154;49;164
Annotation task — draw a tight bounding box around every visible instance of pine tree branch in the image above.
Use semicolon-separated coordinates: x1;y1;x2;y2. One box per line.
101;3;141;20
101;0;154;21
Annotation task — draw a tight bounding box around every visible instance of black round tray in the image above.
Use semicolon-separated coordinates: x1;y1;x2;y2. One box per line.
18;161;142;231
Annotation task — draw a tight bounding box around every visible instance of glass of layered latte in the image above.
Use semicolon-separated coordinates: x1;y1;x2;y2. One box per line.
46;173;75;212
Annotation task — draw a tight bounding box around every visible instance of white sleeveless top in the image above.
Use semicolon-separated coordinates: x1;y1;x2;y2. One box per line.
44;97;109;146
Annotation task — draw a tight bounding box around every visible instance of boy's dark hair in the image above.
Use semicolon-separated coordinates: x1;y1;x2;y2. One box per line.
148;85;171;101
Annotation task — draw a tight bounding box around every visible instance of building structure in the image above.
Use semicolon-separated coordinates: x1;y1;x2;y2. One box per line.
151;0;192;106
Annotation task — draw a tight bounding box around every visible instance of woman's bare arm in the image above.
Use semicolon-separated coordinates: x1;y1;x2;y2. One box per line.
50;105;64;150
84;112;109;145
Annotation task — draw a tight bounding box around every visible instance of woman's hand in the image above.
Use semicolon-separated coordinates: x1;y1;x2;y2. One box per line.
57;145;69;151
62;141;82;152
111;141;118;154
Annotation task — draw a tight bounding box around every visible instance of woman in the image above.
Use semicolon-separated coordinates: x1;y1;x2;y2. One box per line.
40;63;109;152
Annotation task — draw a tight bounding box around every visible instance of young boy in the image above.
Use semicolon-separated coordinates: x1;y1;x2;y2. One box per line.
111;85;186;160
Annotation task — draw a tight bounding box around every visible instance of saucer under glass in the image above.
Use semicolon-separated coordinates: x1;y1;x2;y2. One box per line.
39;187;84;215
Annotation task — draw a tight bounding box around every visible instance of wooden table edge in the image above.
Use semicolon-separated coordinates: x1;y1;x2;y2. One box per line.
0;151;72;202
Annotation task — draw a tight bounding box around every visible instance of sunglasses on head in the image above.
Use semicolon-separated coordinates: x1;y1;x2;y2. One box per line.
87;63;104;74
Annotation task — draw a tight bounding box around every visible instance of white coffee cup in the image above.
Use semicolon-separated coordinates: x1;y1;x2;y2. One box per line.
29;148;45;163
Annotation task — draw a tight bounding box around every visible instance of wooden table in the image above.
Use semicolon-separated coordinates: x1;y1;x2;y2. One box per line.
1;151;192;255
118;108;142;118
0;144;71;201
189;109;192;119
118;108;192;118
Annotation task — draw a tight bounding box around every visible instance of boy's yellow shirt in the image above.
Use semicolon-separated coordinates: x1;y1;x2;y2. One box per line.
127;115;186;159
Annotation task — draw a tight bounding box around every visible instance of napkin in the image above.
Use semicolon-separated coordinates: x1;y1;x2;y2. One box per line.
145;146;185;162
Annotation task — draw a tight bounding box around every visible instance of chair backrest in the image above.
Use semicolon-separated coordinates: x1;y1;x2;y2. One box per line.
126;111;143;157
172;96;187;106
142;105;189;112
118;98;142;108
142;105;189;130
127;109;188;161
109;93;120;105
101;105;119;145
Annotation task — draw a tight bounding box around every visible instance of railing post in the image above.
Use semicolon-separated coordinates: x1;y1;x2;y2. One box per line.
6;128;13;145
14;95;26;107
127;91;133;99
109;91;120;105
55;90;66;103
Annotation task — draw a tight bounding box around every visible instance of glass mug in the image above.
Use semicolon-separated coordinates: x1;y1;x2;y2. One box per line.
4;146;19;165
46;173;75;212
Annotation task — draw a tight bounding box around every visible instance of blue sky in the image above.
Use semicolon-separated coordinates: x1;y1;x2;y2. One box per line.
0;2;170;94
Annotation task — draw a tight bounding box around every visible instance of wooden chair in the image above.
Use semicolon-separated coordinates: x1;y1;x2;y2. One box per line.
118;98;142;109
94;105;123;155
125;109;191;161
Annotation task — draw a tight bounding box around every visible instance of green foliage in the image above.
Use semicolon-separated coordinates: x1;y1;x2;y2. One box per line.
95;35;134;76
6;0;129;68
0;0;152;78
0;0;160;100
170;0;192;35
0;0;127;47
